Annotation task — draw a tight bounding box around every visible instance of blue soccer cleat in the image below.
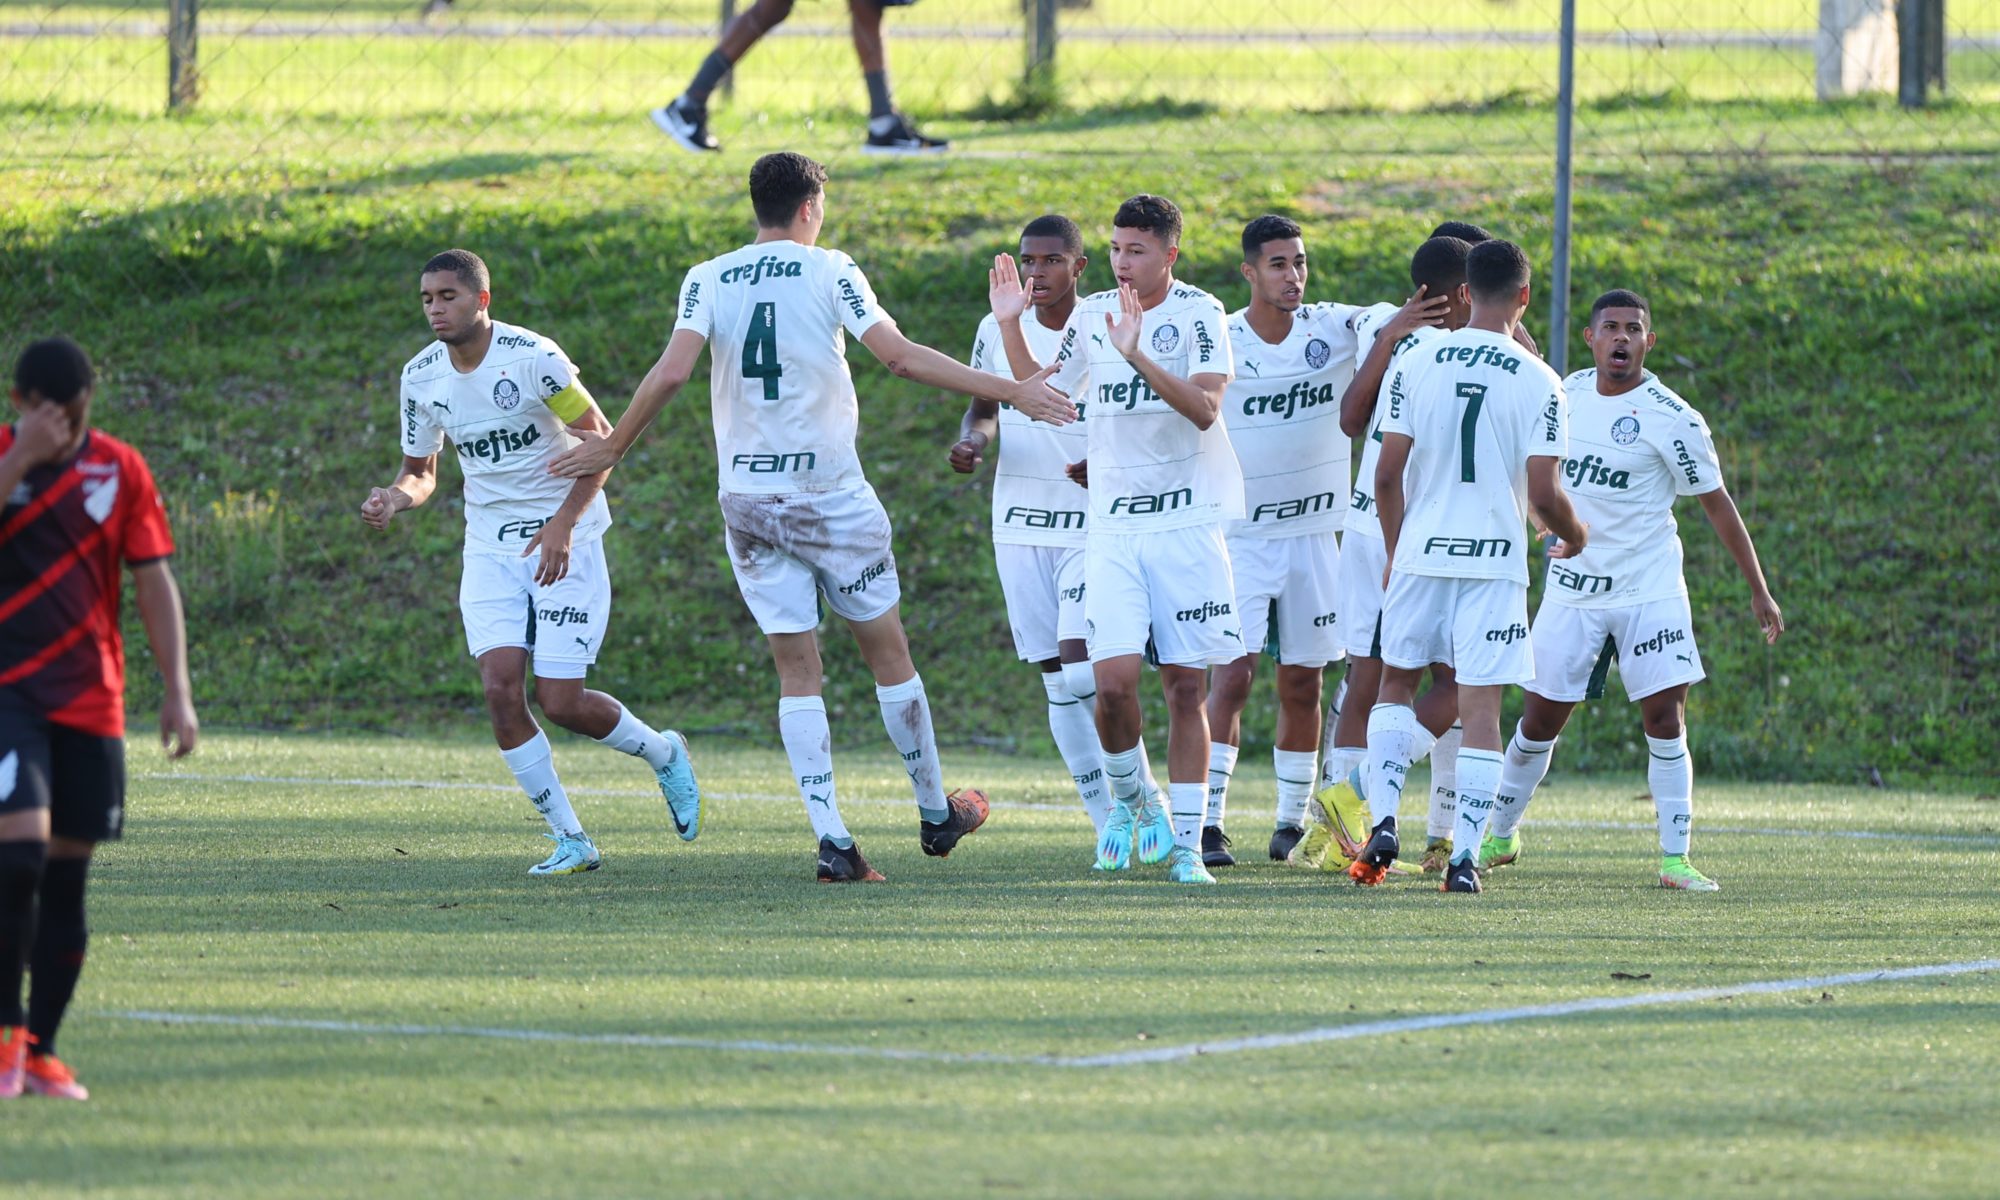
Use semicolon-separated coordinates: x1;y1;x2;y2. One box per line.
656;730;702;842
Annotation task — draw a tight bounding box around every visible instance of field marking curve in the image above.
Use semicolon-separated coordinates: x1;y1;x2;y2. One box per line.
110;957;2000;1070
131;771;2000;843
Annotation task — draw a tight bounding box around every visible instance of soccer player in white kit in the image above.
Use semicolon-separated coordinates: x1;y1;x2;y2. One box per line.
1201;216;1360;867
1478;289;1784;891
1351;239;1589;894
360;249;702;877
550;153;1074;882
991;194;1244;885
948;215;1116;845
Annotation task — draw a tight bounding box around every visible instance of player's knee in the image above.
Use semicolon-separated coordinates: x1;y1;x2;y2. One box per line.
1277;670;1322;710
1060;659;1097;702
1641;708;1684;740
533;687;585;729
1160;671;1206;715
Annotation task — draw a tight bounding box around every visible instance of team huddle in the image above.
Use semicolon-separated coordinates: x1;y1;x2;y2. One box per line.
363;150;1783;892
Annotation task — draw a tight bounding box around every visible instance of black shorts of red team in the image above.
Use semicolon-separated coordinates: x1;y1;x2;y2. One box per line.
0;425;174;842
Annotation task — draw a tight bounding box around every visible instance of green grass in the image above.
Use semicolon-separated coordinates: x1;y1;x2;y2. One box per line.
3;730;1997;1198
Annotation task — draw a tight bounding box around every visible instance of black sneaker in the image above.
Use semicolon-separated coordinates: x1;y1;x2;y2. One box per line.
1442;856;1483;894
919;788;989;858
862;112;948;156
816;837;884;883
1201;826;1235;868
651;99;719;153
1268;825;1305;862
1346;817;1399;887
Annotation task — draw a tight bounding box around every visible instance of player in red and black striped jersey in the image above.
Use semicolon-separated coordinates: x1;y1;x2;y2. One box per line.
0;337;197;1102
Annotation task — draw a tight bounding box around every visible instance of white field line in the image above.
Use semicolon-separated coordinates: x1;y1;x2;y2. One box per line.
130;772;2000;844
109;958;2000;1069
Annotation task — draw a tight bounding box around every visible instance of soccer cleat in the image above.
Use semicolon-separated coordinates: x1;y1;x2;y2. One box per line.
1201;826;1235;868
1094;799;1136;871
1268;825;1304;862
817;837;885;883
1479;830;1521;872
656;730;702;842
1346;818;1399;887
528;833;600;876
1320;770;1373;859
1134;791;1174;865
651;99;719;152
920;788;990;857
0;1026;25;1099
1441;855;1483;894
1420;837;1453;874
1166;845;1218;885
1659;854;1720;892
23;1043;87;1101
861;112;949;156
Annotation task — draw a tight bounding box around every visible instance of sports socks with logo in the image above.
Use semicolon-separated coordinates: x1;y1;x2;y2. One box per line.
1205;742;1238;830
1490;724;1558;839
1042;672;1110;835
778;695;852;847
594;702;679;771
1363;703;1425;827
1448;748;1504;864
1427;723;1463;840
876;675;948;823
500;730;583;839
1648;733;1694;856
1273;748;1317;829
1168;782;1207;850
1100;743;1145;808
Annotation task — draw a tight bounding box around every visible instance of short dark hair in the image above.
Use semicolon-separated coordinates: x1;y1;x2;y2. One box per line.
749;152;828;228
422;249;489;293
1241;214;1303;261
1466;239;1532;303
1409;235;1474;296
1020;214;1084;256
1113;194;1182;247
1430;220;1492;244
1589;288;1651;323
13;337;94;406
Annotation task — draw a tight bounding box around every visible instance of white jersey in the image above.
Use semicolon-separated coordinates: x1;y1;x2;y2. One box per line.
1047;283;1242;533
1380;327;1566;583
674;240;892;495
1344;303;1447;542
971;311;1088;547
399;321;609;554
1545;369;1724;608
1224;302;1361;539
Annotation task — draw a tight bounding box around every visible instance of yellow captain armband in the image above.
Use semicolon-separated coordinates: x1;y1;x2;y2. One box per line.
546;382;591;424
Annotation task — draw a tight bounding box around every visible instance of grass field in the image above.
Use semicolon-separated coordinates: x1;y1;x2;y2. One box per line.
2;730;1997;1197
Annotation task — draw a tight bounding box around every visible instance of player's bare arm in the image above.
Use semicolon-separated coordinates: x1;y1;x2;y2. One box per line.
1525;455;1588;557
550;329;708;478
359;454;438;529
949;396;1000;474
132;559;198;759
1102;284;1226;429
1697;485;1785;643
1339;288;1449;437
857;322;1075;425
525;388;614;585
1374;430;1412;580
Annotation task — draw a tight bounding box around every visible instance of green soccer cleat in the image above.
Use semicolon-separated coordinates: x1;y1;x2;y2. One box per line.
1479;830;1521;872
528;833;601;876
1094;799;1137;871
1135;790;1174;865
656;730;702;842
1166;845;1218;885
1659;854;1720;891
1420;837;1453;874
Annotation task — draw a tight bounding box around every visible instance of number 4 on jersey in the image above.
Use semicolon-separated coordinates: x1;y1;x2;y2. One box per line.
743;301;783;399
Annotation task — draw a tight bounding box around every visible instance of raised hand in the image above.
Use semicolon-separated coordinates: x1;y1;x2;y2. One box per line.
989;253;1030;324
1104;283;1144;361
948;430;989;474
1385;284;1451;340
1005;363;1077;426
7;401;75;466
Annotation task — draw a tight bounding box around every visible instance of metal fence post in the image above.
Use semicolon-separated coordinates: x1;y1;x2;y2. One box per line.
1025;0;1057;99
718;0;736;100
1898;0;1946;107
1549;0;1576;375
167;0;199;112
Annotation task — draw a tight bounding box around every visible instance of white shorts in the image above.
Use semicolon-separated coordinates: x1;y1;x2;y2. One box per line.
1086;524;1243;667
460;536;612;680
1530;595;1706;703
1226;531;1344;668
1337;532;1388;659
995;542;1088;663
720;484;900;635
1378;572;1533;687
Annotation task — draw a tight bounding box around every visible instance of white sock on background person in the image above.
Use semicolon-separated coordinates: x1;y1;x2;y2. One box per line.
1044;673;1111;834
595;701;677;770
1449;748;1505;863
1206;742;1238;830
876;675;948;821
1427;723;1463;840
779;696;853;847
1273;748;1317;829
1648;733;1694;856
502;730;583;839
1363;704;1423;827
1491;724;1558;839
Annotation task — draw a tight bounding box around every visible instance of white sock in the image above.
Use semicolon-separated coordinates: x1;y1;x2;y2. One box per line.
1136;739;1164;802
779;696;852;847
1101;743;1145;808
1168;781;1207;850
1061;659;1097;704
501;730;582;838
1206;742;1239;830
877;675;948;821
1043;673;1110;834
1409;724;1438;768
1427;723;1463;840
1317;678;1347;788
1273;748;1317;828
1449;748;1504;863
1364;703;1422;828
1325;745;1365;797
1648;733;1693;856
1491;724;1557;838
596;701;678;770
